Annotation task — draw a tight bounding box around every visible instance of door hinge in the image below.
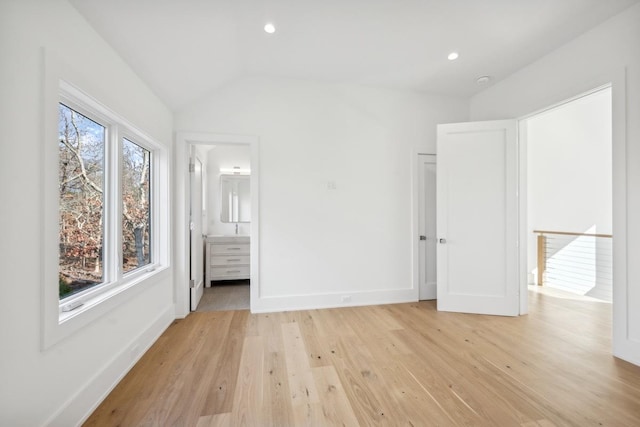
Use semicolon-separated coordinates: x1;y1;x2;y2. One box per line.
189;163;195;173
189;279;195;288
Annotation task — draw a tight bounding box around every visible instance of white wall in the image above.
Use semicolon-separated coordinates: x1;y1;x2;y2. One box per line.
176;77;468;311
470;3;640;365
206;144;251;236
0;1;174;425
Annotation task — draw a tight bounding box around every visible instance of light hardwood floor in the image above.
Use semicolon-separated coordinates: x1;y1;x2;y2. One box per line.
84;291;640;426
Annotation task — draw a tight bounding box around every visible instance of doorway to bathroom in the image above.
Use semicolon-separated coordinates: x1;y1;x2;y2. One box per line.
195;143;252;312
174;132;259;318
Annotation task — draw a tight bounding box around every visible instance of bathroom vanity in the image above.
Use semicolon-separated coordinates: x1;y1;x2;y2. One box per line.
205;235;250;285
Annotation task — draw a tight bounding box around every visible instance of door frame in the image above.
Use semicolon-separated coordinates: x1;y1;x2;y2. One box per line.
516;76;628;361
174;131;260;318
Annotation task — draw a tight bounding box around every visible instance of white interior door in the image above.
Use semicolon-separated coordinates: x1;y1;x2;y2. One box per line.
419;154;437;300
437;120;519;316
189;148;204;311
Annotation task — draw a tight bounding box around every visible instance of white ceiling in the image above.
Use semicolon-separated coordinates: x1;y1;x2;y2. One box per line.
69;0;639;111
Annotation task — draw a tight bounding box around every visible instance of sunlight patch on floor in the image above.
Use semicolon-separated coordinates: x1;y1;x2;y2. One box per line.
528;284;610;304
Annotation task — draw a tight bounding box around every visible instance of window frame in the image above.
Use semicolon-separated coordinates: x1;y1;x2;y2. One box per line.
42;78;169;349
57;101;109;299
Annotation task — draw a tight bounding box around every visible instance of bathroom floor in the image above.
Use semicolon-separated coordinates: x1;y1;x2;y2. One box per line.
196;280;250;312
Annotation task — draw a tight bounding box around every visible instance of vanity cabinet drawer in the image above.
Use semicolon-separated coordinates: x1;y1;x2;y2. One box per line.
210;255;250;267
209;244;249;255
210;265;250;279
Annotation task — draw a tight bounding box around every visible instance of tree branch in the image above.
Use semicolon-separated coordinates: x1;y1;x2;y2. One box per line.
65;112;103;194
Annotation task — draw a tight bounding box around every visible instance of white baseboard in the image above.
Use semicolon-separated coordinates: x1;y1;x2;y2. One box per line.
613;338;640;368
251;288;417;313
45;305;174;427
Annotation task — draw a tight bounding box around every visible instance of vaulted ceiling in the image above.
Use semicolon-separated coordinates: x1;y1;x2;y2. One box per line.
69;0;639;111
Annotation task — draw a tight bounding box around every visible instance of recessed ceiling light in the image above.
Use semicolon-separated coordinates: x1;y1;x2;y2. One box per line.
264;23;276;34
476;75;492;85
447;52;459;61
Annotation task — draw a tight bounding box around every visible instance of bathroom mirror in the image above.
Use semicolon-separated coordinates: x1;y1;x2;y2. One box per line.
220;175;251;223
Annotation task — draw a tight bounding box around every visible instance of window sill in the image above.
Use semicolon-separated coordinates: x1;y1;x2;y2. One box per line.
43;265;170;350
59;265;168;324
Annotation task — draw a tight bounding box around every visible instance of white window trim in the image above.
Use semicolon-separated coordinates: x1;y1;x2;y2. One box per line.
41;77;170;349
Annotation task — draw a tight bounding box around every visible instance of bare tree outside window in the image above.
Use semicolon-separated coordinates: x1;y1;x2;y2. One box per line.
122;138;151;273
58;103;153;300
58;104;105;299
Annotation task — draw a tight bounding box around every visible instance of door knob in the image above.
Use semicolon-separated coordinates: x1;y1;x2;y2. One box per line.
439;238;447;244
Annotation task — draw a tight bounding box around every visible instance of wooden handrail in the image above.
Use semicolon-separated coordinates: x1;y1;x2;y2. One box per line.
533;229;612;239
537;234;546;286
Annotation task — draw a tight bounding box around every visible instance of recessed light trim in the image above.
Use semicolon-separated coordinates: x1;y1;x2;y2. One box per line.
264;23;276;34
447;52;459;61
476;75;492;85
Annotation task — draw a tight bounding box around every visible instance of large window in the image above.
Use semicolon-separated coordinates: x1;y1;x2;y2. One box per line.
58;104;106;299
55;87;164;315
43;71;169;348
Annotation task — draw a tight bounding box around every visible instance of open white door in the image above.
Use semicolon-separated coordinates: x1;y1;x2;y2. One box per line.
189;148;204;311
437;120;519;316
